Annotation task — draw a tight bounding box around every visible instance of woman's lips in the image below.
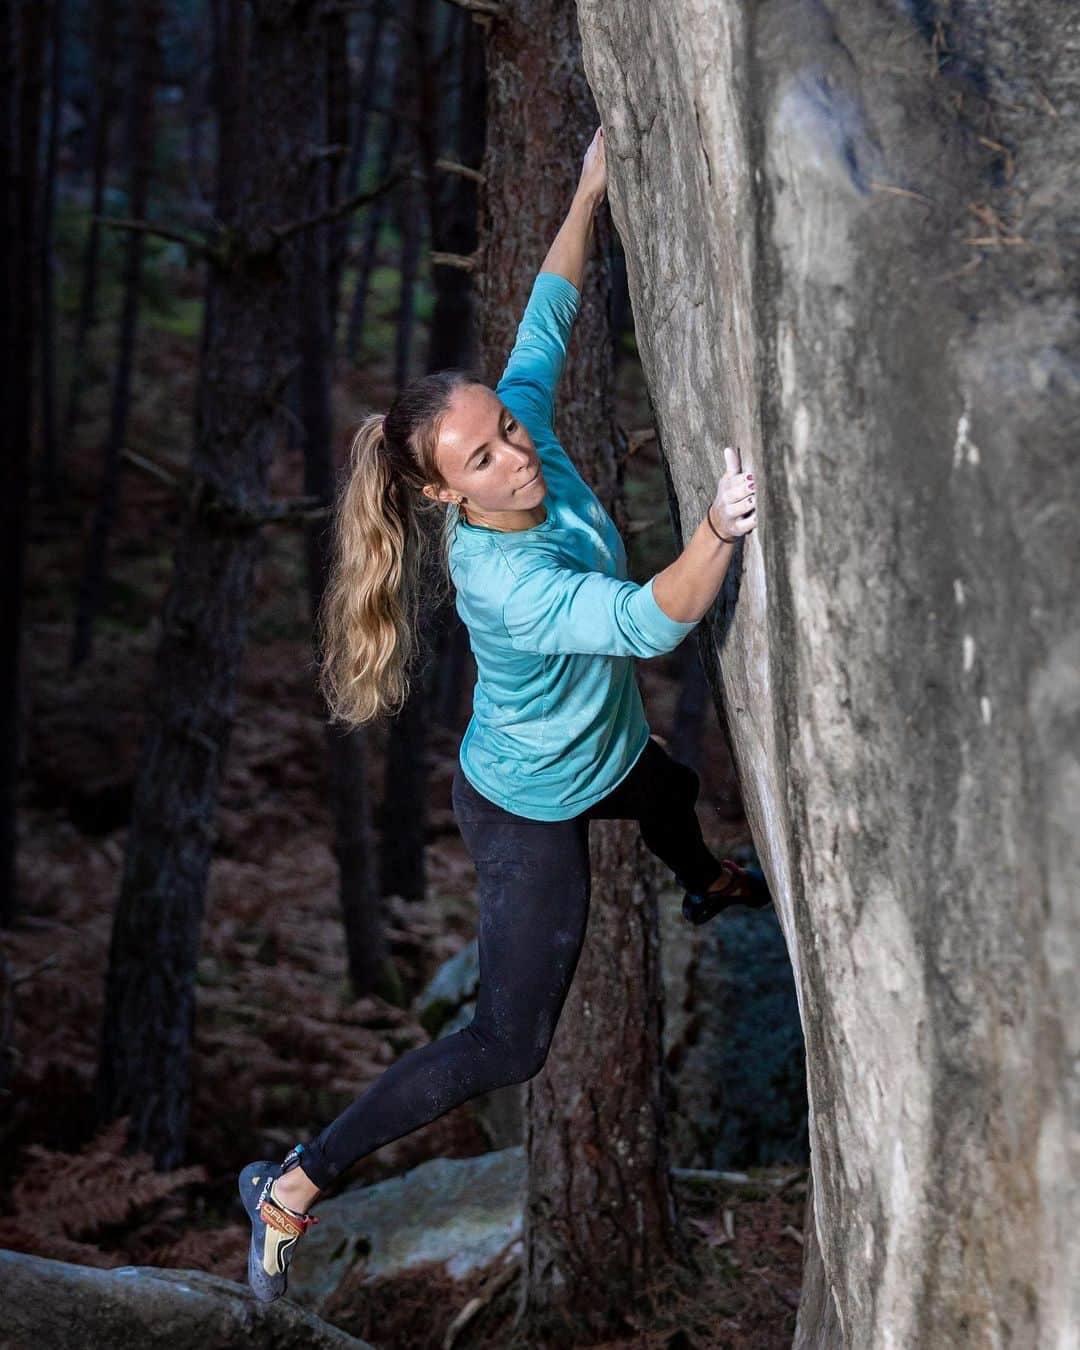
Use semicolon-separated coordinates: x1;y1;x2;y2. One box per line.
518;469;542;490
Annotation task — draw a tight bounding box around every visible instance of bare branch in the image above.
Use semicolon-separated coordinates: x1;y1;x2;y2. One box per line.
120;447;182;488
435;156;485;185
121;450;331;528
270;166;413;243
430;249;480;272
441;0;504;15
93;215;210;259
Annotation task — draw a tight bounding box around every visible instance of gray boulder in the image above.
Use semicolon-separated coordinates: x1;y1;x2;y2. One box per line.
0;1249;373;1349
576;0;1079;1343
286;1147;525;1314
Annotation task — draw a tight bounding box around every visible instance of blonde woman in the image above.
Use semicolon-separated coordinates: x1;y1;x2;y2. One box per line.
240;125;765;1303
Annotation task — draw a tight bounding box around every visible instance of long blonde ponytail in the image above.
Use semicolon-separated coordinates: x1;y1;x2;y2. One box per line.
315;372;475;728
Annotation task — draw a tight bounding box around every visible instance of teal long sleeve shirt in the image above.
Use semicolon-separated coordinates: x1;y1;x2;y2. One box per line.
446;270;698;821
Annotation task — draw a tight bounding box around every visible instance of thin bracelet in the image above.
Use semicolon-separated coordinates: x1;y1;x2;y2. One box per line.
705;504;734;545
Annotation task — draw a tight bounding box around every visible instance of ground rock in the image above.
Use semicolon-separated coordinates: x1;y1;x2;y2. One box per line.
0;1249;373;1349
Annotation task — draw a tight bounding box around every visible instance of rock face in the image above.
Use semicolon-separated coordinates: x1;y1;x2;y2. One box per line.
0;1250;373;1349
575;2;1079;1345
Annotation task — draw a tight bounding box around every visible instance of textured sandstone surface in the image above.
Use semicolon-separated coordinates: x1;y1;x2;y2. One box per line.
575;1;1079;1344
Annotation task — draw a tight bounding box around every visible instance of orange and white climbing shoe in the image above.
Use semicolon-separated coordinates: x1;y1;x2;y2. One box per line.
239;1145;319;1304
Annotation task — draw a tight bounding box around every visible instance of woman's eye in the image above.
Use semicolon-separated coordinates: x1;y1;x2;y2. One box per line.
478;455;489;467
507;418;517;432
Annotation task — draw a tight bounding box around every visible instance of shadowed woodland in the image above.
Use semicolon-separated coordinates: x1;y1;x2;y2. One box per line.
4;0;809;1346
7;0;1077;1346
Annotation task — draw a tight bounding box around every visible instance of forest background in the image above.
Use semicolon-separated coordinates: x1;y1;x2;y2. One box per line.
2;1;807;1344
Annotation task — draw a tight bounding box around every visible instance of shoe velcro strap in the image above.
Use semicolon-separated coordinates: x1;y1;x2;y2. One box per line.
259;1199;319;1238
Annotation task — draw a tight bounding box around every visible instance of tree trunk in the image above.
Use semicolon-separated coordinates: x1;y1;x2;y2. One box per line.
342;41;402;365
390;0;426;392
61;0;117;455
478;1;685;1338
1;0;47;929
295;9;390;999
321;7;349;346
97;0;325;1169
426;5;484;732
69;0;159;669
520;825;688;1342
377;0;438;908
37;0;63;500
669;638;707;776
576;0;1080;1342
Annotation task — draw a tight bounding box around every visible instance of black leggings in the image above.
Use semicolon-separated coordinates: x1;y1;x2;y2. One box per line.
298;735;726;1189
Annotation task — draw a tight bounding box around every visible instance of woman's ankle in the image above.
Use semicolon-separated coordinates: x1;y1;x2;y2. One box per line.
271;1165;320;1215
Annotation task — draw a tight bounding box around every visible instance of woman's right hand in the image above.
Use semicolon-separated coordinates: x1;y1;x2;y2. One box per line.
578;125;607;205
711;446;757;541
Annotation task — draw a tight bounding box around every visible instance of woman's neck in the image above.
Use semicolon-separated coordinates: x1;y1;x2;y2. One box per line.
462;503;547;532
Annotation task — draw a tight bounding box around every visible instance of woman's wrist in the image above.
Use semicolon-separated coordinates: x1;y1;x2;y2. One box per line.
573;182;604;217
705;504;734;546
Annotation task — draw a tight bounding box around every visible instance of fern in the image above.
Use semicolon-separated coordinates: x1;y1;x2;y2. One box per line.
8;1118;207;1253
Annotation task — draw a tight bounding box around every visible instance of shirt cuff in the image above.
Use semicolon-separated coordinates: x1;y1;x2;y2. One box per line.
639;576;699;648
535;271;581;306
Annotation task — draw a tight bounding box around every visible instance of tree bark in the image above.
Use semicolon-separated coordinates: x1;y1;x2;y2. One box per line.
69;0;160;669
97;0;325;1168
377;0;439;909
426;5;485;732
295;8;390;999
1;0;47;929
61;0;117;455
37;0;64;500
477;1;685;1338
342;40;402;364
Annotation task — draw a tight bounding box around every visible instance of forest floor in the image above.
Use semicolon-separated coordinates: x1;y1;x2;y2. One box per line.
6;285;804;1347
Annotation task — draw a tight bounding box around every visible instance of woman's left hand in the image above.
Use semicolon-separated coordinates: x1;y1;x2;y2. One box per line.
578;125;607;205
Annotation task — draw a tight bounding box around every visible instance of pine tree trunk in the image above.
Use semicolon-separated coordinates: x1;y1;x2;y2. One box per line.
429;7;485;731
37;0;63;500
343;39;402;364
97;0;325;1169
295;11;389;997
1;0;47;929
378;0;439;908
330;0;388;354
519;828;688;1342
477;0;685;1337
61;0;116;453
69;0;159;669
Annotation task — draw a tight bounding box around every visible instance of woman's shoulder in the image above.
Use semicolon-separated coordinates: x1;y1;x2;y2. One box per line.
450;524;572;588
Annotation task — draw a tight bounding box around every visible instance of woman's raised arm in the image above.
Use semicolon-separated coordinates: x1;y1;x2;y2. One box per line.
538;126;606;293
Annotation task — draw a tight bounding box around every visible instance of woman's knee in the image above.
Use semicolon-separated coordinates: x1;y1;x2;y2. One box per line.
463;1017;552;1087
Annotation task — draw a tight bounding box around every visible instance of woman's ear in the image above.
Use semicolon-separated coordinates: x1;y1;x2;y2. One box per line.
423;483;454;505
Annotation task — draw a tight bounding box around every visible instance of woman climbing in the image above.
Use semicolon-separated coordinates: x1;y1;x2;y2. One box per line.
240;124;765;1303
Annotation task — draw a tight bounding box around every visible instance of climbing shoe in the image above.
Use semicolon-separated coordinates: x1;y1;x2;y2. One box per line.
239;1144;319;1304
681;858;772;925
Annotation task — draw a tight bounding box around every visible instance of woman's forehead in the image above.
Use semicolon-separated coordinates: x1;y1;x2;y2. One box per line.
438;385;502;459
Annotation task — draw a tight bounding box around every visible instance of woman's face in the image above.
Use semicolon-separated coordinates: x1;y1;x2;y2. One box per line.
424;384;546;514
